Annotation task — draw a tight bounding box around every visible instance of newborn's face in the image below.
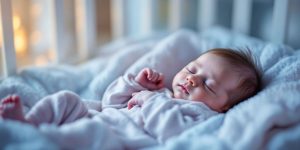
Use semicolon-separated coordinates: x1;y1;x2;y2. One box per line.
172;53;240;112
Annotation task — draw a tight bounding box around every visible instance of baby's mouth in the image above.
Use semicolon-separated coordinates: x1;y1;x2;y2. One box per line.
178;84;189;94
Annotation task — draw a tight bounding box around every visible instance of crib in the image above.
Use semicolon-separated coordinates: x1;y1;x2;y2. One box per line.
1;0;300;150
0;0;294;77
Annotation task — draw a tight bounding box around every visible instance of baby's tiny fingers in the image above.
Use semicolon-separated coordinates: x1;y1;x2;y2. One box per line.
147;69;153;80
128;99;136;110
151;72;158;81
127;103;133;110
158;73;164;81
127;103;132;109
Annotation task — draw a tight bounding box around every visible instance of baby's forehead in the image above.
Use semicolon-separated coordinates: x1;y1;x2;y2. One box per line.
197;52;247;69
193;53;233;68
197;52;228;61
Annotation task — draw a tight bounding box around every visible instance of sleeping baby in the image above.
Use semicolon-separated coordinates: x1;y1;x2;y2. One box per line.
0;48;261;149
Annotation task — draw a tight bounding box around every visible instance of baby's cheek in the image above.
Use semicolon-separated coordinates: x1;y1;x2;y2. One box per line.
190;89;206;101
173;74;184;82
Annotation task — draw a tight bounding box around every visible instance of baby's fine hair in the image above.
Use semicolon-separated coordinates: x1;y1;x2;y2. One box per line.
203;48;262;108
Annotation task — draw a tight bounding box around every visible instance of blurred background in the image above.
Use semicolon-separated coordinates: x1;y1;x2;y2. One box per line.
0;0;299;72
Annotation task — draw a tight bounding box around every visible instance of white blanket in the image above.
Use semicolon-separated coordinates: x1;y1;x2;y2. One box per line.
0;27;300;150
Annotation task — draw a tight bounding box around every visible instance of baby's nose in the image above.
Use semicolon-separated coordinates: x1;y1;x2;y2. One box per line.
186;75;198;86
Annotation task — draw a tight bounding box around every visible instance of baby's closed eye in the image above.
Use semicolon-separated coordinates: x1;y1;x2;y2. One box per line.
203;80;216;94
185;67;196;74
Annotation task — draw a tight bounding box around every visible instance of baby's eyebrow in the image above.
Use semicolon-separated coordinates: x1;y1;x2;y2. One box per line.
193;61;201;67
187;62;200;70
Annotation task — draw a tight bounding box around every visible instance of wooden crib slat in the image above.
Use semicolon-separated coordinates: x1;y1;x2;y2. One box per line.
232;0;253;34
271;0;290;44
169;0;184;30
51;0;64;63
0;0;16;77
111;0;127;39
198;0;217;31
141;0;156;35
75;0;96;61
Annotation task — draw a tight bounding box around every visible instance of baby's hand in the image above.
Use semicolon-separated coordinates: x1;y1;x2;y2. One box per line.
127;90;155;110
135;68;164;90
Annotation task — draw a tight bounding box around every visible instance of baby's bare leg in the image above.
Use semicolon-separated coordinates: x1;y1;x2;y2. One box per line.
0;95;27;123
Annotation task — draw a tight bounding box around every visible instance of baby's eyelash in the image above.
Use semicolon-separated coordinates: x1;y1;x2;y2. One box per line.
185;68;194;74
203;81;215;94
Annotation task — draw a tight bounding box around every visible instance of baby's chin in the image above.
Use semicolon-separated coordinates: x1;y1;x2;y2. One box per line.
172;92;185;100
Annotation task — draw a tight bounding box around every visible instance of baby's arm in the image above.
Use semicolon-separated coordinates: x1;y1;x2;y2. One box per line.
102;68;164;109
127;90;155;110
135;68;164;90
102;73;147;109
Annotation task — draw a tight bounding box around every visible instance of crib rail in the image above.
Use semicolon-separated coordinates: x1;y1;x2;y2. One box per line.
75;0;96;61
51;0;65;63
232;0;253;34
198;0;217;30
111;0;127;39
0;0;292;77
271;0;290;44
0;0;16;77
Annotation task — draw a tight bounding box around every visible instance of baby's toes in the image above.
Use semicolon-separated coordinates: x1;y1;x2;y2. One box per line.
11;95;20;104
151;74;158;82
1;96;14;104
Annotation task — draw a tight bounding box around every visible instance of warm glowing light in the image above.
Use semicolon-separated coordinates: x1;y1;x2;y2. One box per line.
12;14;27;55
13;15;21;30
0;15;25;51
31;30;42;45
31;3;42;19
47;49;56;61
34;49;56;66
34;55;48;66
14;27;27;54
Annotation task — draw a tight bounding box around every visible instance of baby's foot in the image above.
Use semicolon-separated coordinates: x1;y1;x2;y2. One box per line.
0;95;26;122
